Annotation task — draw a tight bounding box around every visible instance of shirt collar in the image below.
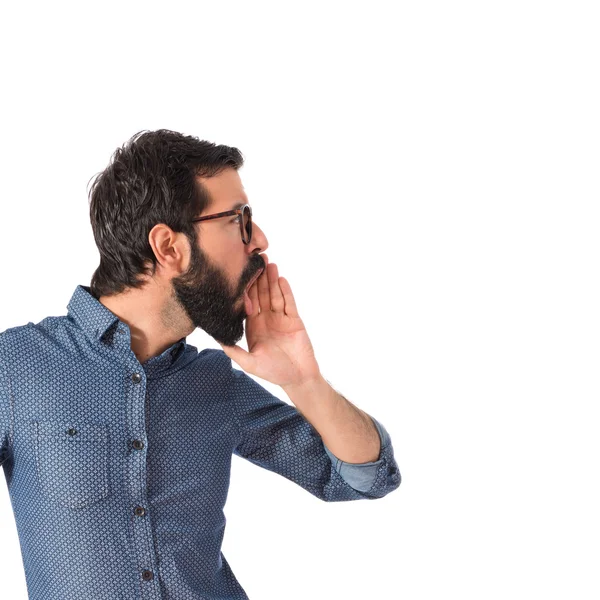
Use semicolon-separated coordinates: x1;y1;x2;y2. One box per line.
67;284;189;376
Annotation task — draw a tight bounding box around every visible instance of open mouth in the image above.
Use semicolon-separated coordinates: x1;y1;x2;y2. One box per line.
242;268;264;315
245;268;264;293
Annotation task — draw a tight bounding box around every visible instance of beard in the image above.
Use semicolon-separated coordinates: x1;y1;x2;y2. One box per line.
171;239;265;347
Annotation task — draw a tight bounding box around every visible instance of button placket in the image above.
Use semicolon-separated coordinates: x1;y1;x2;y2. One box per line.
126;368;161;598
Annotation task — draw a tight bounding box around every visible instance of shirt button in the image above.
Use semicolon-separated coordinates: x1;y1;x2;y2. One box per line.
132;439;144;450
141;569;154;581
134;506;146;517
132;373;142;383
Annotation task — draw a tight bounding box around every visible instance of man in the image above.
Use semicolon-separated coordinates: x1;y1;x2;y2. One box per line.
0;129;401;599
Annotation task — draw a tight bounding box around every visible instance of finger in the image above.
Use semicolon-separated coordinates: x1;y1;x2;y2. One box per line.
257;253;271;312
278;276;299;318
218;342;254;372
268;263;285;312
248;274;260;316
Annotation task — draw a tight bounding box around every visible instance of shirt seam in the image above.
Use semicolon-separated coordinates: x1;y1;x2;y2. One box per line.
0;349;15;453
227;367;244;446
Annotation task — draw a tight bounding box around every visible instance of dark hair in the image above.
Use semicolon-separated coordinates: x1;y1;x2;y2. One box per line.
88;129;244;298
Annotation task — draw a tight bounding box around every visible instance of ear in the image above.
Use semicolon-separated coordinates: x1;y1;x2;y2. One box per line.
148;224;189;272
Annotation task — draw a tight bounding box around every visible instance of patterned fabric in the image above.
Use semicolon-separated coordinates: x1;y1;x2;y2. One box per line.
0;284;401;600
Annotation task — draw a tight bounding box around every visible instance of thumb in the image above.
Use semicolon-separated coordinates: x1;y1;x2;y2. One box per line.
219;343;251;370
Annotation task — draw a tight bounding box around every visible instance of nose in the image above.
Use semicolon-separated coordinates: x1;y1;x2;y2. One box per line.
247;220;268;256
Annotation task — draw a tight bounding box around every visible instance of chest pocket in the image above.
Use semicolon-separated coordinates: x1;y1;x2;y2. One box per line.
32;420;110;509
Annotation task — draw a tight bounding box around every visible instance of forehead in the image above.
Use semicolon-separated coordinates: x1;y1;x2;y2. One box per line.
197;168;249;213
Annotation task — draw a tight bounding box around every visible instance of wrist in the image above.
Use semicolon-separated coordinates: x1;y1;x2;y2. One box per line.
281;372;326;396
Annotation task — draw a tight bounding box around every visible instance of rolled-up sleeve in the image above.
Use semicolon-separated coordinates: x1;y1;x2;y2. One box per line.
322;415;396;493
0;354;13;467
229;366;401;502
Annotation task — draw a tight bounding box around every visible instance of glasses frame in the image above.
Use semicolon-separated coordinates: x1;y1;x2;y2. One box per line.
190;203;253;245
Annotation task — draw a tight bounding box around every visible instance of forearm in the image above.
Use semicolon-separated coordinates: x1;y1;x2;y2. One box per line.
282;374;381;464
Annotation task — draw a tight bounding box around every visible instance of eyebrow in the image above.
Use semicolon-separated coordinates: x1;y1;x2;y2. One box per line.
231;201;249;211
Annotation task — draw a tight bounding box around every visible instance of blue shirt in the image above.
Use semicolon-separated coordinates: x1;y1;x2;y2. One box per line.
0;284;401;600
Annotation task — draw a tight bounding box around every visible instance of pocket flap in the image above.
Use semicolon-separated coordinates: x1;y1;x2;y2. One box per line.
34;420;108;442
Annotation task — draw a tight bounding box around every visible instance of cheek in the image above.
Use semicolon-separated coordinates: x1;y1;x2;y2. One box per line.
208;246;240;278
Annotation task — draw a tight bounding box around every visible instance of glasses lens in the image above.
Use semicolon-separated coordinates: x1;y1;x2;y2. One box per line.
242;205;252;243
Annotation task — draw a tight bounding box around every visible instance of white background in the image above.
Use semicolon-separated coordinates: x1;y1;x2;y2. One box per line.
0;1;599;599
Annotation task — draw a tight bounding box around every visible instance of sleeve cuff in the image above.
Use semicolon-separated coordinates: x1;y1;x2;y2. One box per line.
323;415;391;493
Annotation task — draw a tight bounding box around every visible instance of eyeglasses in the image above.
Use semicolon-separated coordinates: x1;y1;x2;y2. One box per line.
190;204;253;245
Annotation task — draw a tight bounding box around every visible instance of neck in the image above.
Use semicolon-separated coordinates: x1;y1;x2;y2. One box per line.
98;284;191;363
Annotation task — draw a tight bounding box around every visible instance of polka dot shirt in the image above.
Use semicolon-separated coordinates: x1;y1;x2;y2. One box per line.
0;284;401;599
